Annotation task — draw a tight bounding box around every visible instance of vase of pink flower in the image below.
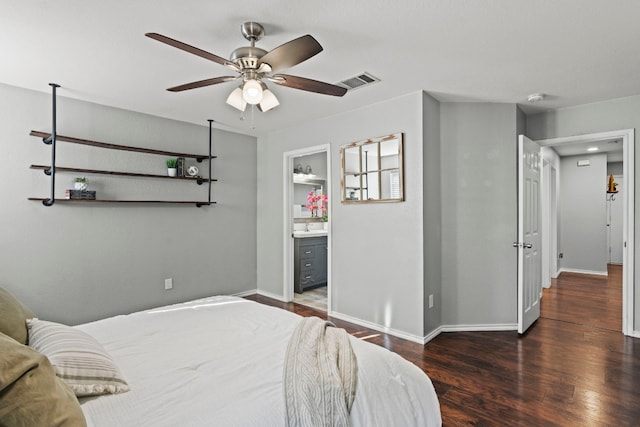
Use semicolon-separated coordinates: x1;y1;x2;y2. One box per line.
306;191;328;219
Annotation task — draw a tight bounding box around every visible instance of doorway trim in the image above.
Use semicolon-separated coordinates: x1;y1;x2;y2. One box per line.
282;144;331;311
536;129;635;336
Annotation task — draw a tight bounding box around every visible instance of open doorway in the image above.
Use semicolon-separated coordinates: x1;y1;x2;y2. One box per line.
537;129;635;336
282;145;331;312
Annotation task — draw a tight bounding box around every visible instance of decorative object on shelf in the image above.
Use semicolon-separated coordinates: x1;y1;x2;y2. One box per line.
187;165;199;177
65;190;96;200
306;190;328;218
176;157;185;177
73;177;88;191
294;163;303;174
166;158;178;177
305;165;312;174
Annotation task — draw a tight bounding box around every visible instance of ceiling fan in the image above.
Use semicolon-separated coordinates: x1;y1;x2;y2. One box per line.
145;22;347;113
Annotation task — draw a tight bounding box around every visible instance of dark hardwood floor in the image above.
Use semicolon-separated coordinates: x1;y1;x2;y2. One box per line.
246;265;640;426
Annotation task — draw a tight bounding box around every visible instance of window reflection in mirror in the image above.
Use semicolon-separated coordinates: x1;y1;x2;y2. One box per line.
340;133;403;203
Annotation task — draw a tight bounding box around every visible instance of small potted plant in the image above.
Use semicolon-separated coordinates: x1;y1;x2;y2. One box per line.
74;177;88;191
166;158;178;177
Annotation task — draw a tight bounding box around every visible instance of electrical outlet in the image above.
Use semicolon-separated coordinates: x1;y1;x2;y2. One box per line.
559;253;564;259
428;294;434;308
164;278;173;290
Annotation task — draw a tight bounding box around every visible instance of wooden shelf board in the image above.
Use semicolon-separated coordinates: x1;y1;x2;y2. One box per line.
30;130;216;161
28;198;215;206
30;164;217;182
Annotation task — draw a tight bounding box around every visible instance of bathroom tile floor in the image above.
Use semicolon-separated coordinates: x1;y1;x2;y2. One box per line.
293;286;327;311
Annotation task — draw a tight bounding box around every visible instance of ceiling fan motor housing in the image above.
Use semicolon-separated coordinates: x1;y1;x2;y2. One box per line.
230;46;267;70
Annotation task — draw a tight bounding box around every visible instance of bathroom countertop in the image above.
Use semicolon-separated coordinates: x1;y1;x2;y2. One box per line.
292;230;328;238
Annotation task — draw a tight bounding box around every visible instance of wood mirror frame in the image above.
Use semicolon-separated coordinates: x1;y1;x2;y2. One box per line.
340;133;404;203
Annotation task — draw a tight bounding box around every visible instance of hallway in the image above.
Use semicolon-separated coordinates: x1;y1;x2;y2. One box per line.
541;264;622;332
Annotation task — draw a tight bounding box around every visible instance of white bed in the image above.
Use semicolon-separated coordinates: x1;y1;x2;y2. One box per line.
76;296;441;426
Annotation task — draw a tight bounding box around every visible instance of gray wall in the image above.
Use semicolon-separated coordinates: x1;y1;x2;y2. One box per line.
422;92;442;335
527;94;639;331
293;152;327;179
293;152;327;212
257;92;427;339
608;161;623;176
0;84;257;325
257;97;522;338
440;103;519;327
559;154;608;273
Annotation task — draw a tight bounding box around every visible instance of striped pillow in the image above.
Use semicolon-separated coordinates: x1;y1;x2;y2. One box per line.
26;319;129;397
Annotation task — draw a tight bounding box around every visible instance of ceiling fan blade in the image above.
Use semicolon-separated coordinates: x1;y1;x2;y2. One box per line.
270;74;347;97
258;35;323;73
145;33;235;69
167;76;238;92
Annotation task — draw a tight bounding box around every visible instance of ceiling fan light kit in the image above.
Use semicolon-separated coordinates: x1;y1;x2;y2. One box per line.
145;21;347;119
258;88;280;112
226;87;247;111
242;79;264;104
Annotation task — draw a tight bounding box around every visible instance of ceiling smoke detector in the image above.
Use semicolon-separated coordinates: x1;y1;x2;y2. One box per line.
527;93;545;102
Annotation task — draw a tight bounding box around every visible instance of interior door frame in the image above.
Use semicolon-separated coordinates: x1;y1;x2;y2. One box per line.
282;144;331;311
541;160;552;288
535;129;635;336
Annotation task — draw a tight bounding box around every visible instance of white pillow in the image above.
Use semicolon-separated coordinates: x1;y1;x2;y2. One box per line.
26;318;129;397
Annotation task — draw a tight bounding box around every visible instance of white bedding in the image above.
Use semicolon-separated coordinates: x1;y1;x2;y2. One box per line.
77;296;441;426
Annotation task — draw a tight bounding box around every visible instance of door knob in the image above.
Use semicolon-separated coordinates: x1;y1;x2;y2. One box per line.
513;242;533;249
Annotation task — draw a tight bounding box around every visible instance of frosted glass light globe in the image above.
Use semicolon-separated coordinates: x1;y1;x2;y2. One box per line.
242;79;263;104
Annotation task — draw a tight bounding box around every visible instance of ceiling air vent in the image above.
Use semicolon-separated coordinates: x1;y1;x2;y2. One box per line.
337;72;380;91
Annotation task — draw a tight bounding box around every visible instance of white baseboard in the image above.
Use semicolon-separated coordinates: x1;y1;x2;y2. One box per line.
628;330;640;339
558;268;608;276
423;327;442;344
441;323;518;332
328;311;427;344
255;289;288;302
232;289;258;298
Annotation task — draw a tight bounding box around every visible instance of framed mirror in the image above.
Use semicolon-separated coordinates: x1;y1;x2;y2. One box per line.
340;133;404;203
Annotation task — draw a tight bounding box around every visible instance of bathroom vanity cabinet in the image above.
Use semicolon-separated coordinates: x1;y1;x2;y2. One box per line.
294;236;327;293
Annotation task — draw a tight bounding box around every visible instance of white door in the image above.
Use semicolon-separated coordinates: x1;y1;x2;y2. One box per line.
517;135;542;334
609;175;624;264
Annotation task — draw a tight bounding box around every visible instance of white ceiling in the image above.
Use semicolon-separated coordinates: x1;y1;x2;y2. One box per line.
2;1;640;137
552;138;623;162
